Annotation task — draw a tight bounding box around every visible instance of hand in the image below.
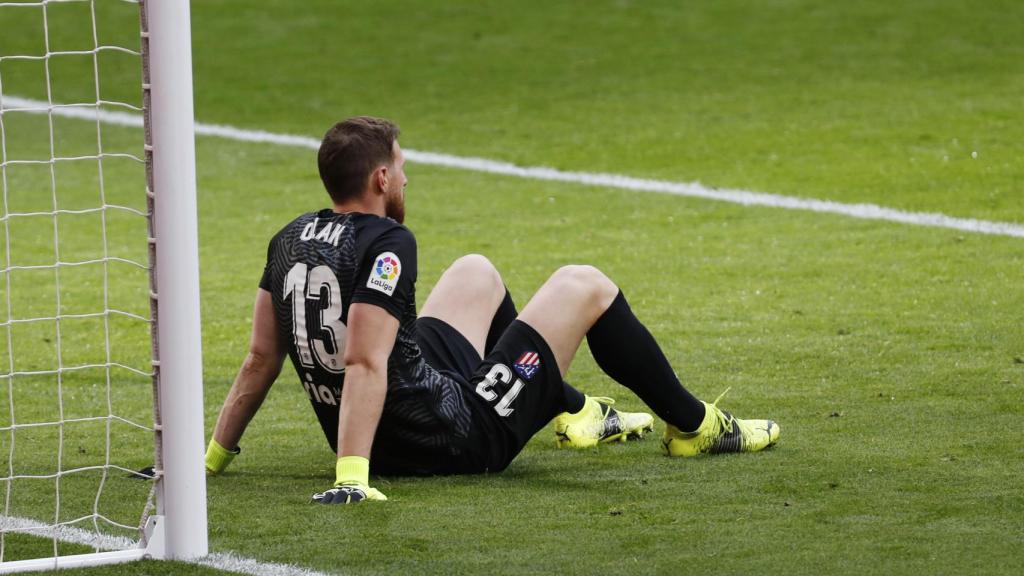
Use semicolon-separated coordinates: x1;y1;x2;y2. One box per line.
311;483;387;504
314;455;386;503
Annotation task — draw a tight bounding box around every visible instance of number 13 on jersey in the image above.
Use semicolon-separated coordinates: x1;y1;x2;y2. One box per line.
284;263;347;373
476;364;525;417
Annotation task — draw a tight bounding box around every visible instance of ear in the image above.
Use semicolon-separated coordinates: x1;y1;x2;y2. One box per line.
374;165;389;195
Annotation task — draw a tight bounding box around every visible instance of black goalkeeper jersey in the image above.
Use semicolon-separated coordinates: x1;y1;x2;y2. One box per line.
259;210;473;473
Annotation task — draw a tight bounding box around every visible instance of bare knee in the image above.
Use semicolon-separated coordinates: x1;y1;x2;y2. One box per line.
550;264;618;311
445;253;504;294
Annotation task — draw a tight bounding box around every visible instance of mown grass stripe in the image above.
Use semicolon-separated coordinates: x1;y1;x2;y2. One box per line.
4;95;1022;239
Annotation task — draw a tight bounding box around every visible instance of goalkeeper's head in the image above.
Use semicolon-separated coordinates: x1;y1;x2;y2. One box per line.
318;116;407;223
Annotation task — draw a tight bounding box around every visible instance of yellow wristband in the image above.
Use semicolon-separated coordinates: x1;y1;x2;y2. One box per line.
205;438;239;475
335;456;370;487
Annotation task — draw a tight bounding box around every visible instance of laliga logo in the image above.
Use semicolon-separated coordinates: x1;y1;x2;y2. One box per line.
375;255;400;280
367;252;401;296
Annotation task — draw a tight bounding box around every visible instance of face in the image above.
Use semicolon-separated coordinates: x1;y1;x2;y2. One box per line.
383;141;407;223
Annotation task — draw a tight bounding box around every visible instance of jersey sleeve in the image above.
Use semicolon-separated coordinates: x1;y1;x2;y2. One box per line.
258;233;278;291
351;226;418;320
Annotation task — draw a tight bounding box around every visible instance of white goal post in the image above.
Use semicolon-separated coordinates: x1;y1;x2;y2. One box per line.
145;0;208;563
0;0;207;571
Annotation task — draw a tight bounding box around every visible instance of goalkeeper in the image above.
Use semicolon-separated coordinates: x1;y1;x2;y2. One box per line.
205;117;779;504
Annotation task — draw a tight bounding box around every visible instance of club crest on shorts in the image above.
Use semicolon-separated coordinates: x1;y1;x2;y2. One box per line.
514;351;541;380
366;251;401;296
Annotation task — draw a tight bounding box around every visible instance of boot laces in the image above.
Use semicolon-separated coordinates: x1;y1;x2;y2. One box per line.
708;387;735;435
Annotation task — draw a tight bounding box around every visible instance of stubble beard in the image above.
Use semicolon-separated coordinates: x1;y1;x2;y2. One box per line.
385;188;405;224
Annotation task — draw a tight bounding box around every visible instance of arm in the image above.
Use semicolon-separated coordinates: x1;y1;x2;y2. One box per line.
206;288;286;473
311;302;397;504
336;302;399;457
314;225;414;504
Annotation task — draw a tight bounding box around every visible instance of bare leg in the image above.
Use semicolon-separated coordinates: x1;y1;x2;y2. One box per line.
517;265;619;377
518;265;706;431
420;254;506;357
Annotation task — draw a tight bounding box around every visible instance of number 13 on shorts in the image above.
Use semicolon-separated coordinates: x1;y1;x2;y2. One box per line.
475;364;524;417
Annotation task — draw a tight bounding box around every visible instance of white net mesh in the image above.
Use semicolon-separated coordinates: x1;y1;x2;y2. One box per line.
0;0;157;563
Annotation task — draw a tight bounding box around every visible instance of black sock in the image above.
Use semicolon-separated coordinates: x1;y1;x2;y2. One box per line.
489;288;585;413
561;381;586;414
586;291;706;431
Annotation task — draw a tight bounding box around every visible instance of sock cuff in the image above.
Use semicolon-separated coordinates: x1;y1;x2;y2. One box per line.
205;438;239;475
589;289;627;334
335;455;370;486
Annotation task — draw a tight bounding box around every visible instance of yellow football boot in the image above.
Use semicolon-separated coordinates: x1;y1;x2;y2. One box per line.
554;396;654;448
662;390;780;457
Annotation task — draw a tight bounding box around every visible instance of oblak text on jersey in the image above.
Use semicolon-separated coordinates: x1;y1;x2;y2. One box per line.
299;218;346;246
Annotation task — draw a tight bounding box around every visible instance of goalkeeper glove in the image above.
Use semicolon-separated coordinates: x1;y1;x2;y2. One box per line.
205;438;240;475
311;456;387;504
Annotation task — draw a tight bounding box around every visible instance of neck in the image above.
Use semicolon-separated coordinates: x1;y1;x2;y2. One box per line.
332;194;384;217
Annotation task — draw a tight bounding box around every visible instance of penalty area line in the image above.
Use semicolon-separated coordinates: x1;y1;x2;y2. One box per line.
2;95;1023;239
0;515;333;576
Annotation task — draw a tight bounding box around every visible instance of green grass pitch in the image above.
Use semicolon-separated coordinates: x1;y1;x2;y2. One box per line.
1;0;1022;574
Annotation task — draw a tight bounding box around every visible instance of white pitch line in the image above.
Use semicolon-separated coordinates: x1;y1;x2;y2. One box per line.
0;515;334;576
0;515;136;551
197;552;334;576
2;95;1022;238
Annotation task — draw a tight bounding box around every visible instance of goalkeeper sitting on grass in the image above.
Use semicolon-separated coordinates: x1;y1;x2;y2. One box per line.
205;117;780;503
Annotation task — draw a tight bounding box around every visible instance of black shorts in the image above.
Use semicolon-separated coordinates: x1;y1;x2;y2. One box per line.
415;317;569;473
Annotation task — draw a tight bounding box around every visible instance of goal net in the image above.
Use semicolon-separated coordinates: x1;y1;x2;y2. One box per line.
0;0;206;571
